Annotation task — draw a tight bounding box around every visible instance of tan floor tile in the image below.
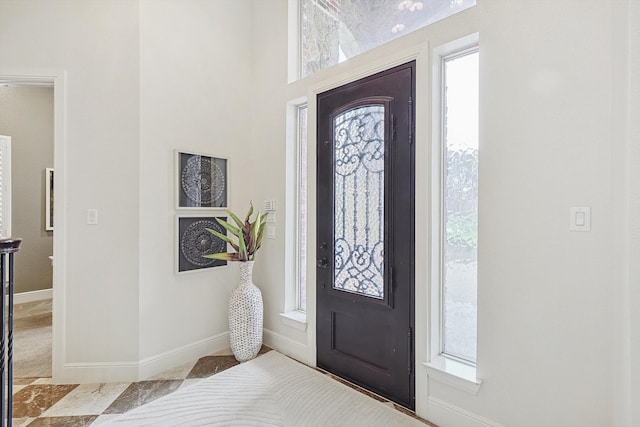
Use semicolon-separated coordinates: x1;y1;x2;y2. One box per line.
27;415;98;426
14;378;39;385
186;355;238;379
145;359;197;381
42;383;130;417
11;417;35;427
102;379;182;414
91;414;123;425
13;384;78;418
13;384;28;394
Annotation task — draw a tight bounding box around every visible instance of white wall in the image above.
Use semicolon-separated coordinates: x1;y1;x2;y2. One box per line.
0;0;141;380
251;1;635;426
137;0;255;372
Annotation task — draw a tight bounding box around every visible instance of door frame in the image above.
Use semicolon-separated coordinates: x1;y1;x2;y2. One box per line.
0;69;67;382
303;43;430;413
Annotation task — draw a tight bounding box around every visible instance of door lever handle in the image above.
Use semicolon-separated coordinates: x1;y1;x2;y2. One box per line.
317;257;329;268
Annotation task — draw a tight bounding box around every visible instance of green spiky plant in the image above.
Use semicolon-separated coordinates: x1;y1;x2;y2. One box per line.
203;202;268;262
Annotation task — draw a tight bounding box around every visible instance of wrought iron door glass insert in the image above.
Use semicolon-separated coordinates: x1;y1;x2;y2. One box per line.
333;105;385;299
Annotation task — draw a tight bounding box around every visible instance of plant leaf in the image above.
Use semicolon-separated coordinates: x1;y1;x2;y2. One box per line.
255;220;266;250
226;209;245;229
203;252;240;261
237;226;248;261
205;228;239;252
216;217;242;240
244;202;254;223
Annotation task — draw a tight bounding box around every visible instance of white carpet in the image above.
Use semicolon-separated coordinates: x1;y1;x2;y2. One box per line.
103;351;426;427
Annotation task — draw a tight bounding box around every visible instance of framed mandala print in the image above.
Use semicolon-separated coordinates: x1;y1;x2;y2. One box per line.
176;214;228;273
176;151;228;209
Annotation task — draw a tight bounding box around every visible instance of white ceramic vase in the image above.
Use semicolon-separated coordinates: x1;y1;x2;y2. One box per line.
229;261;263;362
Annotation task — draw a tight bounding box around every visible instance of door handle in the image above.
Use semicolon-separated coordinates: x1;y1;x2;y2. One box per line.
317;257;329;268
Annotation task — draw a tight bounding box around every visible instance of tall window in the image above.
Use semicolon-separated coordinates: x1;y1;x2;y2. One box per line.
296;105;308;312
441;49;478;364
300;0;476;78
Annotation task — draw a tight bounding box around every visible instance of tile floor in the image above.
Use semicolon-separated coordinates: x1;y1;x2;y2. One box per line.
12;346;271;426
12;301;430;426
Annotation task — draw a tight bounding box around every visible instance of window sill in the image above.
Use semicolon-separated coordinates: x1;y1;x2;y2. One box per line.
280;311;307;331
424;356;482;395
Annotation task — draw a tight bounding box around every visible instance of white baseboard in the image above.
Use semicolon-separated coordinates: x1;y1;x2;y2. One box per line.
263;328;308;364
59;332;230;384
427;397;505;427
57;360;139;384
14;288;53;304
137;331;230;380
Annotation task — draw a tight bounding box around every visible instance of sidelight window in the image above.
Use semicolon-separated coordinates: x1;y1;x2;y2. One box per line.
438;48;479;364
296;105;308;312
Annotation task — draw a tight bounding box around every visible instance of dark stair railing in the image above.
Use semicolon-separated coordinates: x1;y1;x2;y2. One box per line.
0;238;22;427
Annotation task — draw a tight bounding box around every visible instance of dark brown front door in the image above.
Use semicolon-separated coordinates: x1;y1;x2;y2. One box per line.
316;61;415;409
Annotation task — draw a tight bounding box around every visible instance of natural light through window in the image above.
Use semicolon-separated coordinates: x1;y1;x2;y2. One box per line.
296;105;308;312
300;0;476;78
442;49;478;364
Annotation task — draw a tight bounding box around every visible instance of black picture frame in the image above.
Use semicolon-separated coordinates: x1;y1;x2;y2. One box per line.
176;215;228;273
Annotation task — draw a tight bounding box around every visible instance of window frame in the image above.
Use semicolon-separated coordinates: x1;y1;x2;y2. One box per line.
439;46;479;364
425;34;481;394
295;104;308;312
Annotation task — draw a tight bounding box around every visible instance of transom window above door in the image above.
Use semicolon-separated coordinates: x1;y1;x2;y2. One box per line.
299;0;476;78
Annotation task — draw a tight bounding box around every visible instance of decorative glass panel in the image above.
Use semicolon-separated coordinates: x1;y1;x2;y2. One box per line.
300;0;476;78
442;50;479;363
333;105;385;299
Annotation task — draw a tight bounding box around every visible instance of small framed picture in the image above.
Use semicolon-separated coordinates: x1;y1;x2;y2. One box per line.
176;151;228;209
176;214;228;274
45;168;54;231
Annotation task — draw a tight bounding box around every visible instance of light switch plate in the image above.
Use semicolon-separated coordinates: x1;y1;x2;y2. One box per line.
87;209;98;225
263;199;276;211
569;207;590;232
266;226;276;239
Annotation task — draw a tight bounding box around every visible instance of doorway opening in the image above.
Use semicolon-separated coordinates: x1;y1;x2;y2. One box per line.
0;71;66;383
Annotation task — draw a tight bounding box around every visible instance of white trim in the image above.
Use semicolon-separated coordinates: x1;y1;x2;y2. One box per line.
137;331;230;380
58;360;139;384
263;328;309;364
427;397;505;427
280;310;307;331
424;356;481;395
429;32;480;371
14;288;53;304
58;332;230;384
45;168;54;231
